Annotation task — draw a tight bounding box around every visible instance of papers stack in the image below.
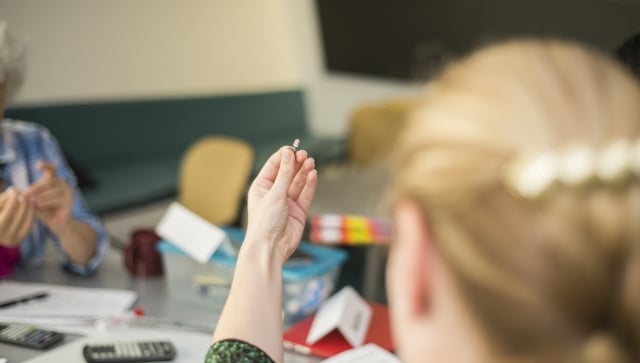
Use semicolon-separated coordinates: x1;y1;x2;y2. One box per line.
0;281;137;332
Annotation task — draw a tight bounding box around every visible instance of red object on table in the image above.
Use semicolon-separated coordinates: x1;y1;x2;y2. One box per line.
283;301;394;358
0;245;21;277
124;229;164;277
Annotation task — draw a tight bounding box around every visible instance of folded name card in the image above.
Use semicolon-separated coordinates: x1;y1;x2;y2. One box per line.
156;202;231;264
320;343;400;363
307;286;372;348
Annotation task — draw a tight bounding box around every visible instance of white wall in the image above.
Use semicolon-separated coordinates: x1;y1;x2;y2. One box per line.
0;0;302;105
0;0;420;137
6;1;636;138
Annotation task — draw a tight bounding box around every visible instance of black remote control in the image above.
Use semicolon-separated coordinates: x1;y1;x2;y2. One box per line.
0;322;65;349
83;340;176;363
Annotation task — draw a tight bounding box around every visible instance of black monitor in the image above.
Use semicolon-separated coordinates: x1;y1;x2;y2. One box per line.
316;0;640;81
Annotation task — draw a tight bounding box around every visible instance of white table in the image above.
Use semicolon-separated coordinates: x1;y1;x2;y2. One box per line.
1;246;320;363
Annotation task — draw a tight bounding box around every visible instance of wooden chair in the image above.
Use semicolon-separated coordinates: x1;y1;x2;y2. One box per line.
179;136;254;226
347;98;420;165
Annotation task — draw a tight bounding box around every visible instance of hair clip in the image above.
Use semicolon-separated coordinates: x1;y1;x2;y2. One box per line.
558;144;595;186
505;151;559;199
506;138;638;200
631;139;640;176
596;140;631;183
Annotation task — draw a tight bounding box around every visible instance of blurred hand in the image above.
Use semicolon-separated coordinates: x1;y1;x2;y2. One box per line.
245;146;318;267
27;161;73;233
0;188;36;247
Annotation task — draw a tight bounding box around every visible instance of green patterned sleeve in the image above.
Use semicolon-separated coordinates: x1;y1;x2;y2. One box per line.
205;339;276;363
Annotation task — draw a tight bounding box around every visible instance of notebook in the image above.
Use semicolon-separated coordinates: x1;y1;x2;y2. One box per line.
283;302;394;358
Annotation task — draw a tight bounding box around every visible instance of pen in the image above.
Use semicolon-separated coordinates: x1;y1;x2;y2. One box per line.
0;291;49;309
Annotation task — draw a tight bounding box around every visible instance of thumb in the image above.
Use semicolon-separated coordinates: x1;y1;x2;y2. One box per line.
270;147;296;200
36;161;56;180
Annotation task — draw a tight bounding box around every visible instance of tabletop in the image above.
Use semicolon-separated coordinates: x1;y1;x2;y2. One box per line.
1;245;321;363
2;163;392;363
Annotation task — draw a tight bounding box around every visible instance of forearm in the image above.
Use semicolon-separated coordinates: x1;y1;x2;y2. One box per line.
213;242;284;362
53;219;98;265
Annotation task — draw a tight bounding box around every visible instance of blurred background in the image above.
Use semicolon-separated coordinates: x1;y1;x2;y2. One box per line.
2;0;639;135
1;0;639;300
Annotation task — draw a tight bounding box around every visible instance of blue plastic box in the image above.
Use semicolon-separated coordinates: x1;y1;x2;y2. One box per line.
157;228;347;324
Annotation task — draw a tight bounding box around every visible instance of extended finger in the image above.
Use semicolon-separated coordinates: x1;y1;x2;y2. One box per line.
34;197;64;210
14;202;35;243
288;157;315;201
295;149;307;164
6;194;30;242
252;148;284;188
289;149;308;187
29;162;58;193
29;177;57;196
33;187;64;207
0;190;20;231
36;161;57;179
34;196;66;209
296;169;318;213
270;147;297;199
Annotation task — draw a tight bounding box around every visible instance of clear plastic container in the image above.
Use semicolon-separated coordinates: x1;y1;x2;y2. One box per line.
157;229;347;324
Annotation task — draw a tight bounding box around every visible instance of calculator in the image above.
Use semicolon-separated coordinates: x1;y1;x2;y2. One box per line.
82;341;176;363
0;322;65;349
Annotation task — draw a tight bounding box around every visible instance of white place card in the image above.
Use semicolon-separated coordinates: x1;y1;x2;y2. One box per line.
155;202;230;264
320;343;400;363
307;286;372;348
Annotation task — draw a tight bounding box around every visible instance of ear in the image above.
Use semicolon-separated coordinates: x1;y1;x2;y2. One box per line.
387;201;435;325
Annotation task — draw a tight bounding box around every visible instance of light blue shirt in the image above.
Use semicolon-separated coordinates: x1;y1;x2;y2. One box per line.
0;119;109;275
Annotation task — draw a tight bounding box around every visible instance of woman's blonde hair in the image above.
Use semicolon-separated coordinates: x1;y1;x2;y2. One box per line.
392;39;640;363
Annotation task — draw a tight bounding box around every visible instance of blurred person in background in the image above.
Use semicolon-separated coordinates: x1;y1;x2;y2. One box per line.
204;40;640;363
0;21;108;277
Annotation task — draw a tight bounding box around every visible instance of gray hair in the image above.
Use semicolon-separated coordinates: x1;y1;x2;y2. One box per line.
0;20;26;101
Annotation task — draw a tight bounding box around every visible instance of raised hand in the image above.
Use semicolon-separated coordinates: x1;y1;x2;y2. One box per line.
244;146;318;267
27;161;73;234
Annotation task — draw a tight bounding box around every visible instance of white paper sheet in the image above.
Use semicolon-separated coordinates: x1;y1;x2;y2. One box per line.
0;281;137;319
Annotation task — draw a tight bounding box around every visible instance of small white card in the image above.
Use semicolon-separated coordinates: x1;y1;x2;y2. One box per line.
10;162;29;191
156;202;230;264
307;286;372;348
320;343;400;363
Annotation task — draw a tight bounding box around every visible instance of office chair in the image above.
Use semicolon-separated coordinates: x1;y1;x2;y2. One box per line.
179;136;254;226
